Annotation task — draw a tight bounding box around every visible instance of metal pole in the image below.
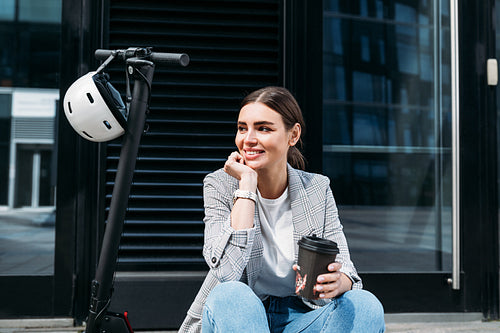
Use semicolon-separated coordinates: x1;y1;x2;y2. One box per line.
449;0;460;290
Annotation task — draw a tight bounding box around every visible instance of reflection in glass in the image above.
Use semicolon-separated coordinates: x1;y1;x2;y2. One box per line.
323;1;451;272
0;0;60;276
0;94;11;205
19;0;61;23
15;148;34;207
0;1;60;88
0;0;15;21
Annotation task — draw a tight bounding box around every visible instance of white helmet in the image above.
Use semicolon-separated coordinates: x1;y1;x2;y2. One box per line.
63;71;127;142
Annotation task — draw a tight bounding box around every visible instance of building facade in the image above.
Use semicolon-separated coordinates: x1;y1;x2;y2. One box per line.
0;0;498;330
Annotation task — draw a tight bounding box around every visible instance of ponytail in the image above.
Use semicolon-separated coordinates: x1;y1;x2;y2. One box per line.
288;146;306;170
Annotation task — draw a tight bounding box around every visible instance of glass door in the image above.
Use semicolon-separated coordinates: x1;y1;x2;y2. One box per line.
0;0;62;317
322;0;457;311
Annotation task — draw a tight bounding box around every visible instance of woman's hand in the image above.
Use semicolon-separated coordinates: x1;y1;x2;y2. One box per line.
314;262;352;299
224;151;257;191
225;152;258;230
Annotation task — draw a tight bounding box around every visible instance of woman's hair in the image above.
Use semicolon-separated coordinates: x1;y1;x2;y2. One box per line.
241;86;306;170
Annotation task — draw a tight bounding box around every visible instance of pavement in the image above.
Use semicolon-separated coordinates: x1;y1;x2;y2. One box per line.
1;315;500;333
384;313;500;332
0;208;55;275
386;321;500;332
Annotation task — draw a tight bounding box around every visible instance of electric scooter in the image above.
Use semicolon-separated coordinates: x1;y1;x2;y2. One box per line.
69;47;189;333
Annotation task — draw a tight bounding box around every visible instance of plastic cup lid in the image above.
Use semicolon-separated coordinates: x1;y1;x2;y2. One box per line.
298;235;339;254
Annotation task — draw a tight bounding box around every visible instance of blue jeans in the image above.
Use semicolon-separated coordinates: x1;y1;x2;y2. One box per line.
202;281;385;332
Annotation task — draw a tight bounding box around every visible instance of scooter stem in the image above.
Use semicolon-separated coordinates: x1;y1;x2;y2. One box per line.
85;59;155;333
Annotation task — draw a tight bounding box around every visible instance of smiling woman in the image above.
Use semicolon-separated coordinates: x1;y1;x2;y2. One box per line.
179;86;385;333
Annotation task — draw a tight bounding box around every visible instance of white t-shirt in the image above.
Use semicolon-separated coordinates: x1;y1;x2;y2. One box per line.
253;187;296;299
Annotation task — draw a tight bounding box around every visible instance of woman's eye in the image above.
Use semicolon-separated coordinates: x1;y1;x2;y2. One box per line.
259;127;271;132
238;126;247;132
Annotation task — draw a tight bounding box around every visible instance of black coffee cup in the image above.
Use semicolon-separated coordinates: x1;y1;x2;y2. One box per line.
295;235;340;299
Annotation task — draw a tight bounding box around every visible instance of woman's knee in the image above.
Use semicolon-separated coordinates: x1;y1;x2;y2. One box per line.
344;290;384;316
342;289;385;328
205;281;261;310
203;281;269;332
348;290;383;311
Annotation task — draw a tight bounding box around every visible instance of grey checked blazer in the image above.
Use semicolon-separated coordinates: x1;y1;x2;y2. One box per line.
179;165;362;333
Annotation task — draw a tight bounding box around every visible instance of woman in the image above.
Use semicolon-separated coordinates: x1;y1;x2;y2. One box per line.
179;87;385;332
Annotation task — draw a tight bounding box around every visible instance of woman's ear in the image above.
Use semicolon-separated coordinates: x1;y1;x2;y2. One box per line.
289;123;301;146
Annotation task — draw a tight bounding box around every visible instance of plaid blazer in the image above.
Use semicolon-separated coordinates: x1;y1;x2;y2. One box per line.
179;165;362;333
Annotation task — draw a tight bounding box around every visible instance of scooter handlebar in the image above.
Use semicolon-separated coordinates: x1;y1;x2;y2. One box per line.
95;48;189;67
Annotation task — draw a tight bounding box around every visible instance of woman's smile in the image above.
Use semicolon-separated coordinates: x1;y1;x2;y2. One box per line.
244;149;265;159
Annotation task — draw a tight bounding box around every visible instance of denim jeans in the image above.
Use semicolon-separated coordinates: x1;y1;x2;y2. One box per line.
202;281;385;333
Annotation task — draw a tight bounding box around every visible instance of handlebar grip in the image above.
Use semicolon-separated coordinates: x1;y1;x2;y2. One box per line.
151;53;190;67
95;49;114;60
94;49;189;67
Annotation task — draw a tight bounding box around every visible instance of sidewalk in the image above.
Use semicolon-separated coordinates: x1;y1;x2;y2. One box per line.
1;315;500;333
386;321;500;332
384;313;500;332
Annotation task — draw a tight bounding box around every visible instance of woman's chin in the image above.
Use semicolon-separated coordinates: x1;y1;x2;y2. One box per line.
244;161;262;170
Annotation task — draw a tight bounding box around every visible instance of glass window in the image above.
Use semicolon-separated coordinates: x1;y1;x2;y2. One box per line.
19;29;61;87
18;0;61;23
0;0;15;21
323;0;452;272
0;1;61;88
0;0;60;276
0;31;16;86
0;94;11;205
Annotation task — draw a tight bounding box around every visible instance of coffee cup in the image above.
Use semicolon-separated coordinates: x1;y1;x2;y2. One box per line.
295;235;339;299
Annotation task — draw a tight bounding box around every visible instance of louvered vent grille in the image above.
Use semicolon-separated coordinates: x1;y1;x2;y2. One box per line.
105;0;281;271
12;117;54;141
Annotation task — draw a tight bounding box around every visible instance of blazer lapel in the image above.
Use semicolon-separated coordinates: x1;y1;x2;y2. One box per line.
246;192;263;288
287;165;316;261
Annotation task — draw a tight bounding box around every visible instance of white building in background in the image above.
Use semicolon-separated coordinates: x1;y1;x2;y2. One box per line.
1;88;58;209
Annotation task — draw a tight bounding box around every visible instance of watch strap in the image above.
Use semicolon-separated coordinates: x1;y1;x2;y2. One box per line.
233;189;257;204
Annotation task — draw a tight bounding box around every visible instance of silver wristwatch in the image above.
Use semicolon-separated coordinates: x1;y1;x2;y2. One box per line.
232;189;257;205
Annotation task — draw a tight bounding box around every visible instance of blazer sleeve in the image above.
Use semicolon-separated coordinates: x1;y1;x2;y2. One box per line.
323;183;363;289
201;171;256;282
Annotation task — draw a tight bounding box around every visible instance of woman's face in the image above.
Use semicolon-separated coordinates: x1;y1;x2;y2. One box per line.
235;102;299;174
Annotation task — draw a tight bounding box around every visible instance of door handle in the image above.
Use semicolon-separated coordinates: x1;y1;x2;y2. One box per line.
449;0;460;290
487;59;498;86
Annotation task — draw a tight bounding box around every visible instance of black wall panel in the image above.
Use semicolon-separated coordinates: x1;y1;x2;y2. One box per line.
103;0;282;270
101;1;282;328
